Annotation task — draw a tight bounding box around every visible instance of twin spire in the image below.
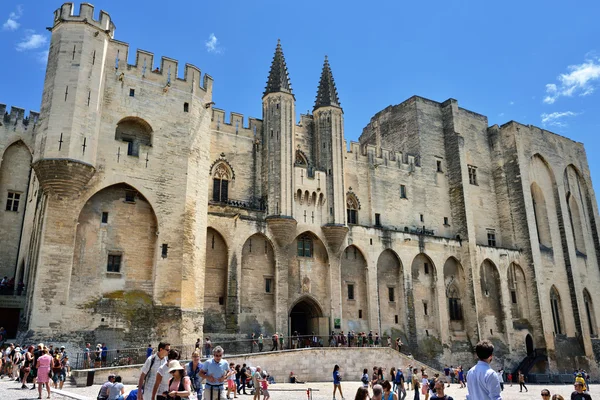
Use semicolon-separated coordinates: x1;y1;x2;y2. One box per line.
263;40;341;110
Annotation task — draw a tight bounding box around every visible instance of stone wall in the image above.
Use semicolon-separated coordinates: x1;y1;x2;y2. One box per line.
72;347;447;386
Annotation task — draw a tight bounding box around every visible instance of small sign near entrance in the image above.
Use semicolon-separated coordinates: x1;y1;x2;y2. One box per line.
334;318;341;329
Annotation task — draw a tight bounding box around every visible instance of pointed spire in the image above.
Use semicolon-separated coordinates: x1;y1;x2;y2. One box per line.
263;39;293;97
314;55;341;110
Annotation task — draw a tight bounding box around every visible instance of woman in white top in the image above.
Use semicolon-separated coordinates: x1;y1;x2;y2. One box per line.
421;372;430;400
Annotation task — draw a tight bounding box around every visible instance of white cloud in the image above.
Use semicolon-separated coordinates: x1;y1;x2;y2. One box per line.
2;5;23;31
509;101;514;105
498;112;505;117
205;33;222;54
16;31;47;51
36;50;49;65
543;56;600;104
540;111;579;127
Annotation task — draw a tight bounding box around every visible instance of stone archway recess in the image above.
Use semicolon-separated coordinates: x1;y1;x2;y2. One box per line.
288;296;326;337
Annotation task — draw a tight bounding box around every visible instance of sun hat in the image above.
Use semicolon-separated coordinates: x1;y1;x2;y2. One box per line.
168;360;185;373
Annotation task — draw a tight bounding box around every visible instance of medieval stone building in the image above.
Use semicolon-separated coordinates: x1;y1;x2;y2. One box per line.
1;2;599;372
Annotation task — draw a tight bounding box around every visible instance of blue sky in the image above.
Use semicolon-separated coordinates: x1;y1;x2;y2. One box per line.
2;1;600;198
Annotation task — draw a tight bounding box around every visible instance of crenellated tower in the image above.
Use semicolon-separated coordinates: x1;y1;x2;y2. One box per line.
33;3;114;196
314;56;345;226
262;40;297;243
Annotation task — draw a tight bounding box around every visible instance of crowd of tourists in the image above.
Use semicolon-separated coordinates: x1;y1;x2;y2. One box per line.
329;340;594;400
131;342;274;400
0;342;70;399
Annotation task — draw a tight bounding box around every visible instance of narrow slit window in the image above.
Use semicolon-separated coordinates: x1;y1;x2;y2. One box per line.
183;102;189;112
101;212;109;224
348;284;355;300
129;88;135;97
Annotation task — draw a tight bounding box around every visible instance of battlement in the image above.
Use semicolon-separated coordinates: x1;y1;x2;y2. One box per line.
211;108;262;138
54;3;115;38
0;104;40;128
109;43;213;95
345;140;421;170
497;120;584;146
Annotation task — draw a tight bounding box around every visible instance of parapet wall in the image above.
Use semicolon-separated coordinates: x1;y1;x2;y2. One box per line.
0;104;39;130
54;3;115;37
211;108;263;138
346;140;421;171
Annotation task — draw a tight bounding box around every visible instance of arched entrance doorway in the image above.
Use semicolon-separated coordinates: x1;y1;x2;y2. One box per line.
289;297;324;336
526;334;534;356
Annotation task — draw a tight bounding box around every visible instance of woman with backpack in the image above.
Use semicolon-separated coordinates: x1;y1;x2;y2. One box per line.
165;361;191;400
361;368;370;390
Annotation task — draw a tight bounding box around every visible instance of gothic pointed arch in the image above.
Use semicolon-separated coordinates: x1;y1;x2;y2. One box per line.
410;253;440;339
346;190;360;225
71;183;158;304
240;233;276;331
295;149;309;166
480;259;505;335
0;140;32;277
210;154;235;203
341;244;369;332
443;257;466;330
507;262;529;320
205;227;229;332
377;249;405;334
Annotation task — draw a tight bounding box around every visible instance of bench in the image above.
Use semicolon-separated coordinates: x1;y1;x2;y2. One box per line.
51;388;92;400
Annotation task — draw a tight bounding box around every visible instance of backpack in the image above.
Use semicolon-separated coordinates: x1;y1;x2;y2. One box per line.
361;374;369;384
395;371;403;384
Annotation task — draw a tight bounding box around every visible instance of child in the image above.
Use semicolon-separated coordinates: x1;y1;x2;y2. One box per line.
261;375;270;400
227;363;238;399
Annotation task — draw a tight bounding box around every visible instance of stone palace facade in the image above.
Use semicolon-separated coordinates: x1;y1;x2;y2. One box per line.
1;2;600;372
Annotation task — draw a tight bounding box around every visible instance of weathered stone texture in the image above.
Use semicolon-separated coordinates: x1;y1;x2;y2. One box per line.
1;2;600;376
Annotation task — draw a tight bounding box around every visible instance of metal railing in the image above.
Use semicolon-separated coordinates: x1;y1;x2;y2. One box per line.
70;334;402;370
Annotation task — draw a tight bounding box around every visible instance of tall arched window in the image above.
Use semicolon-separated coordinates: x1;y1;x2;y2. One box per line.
347;194;359;225
550;286;564;335
448;285;462;321
583;289;597;336
213;164;230;202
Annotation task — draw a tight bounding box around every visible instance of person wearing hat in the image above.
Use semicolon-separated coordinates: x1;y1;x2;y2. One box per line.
98;374;116;400
166;360;191;400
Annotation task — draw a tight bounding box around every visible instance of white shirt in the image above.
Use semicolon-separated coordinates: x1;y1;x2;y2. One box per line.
140;355;167;400
156;362;172;396
466;361;502;400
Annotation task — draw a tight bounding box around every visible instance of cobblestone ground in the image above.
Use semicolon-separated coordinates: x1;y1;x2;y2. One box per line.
0;378;598;400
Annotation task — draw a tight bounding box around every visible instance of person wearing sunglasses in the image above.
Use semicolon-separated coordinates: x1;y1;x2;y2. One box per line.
541;389;551;399
200;346;232;400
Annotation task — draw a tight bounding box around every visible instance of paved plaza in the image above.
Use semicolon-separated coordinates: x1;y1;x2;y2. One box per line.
0;378;597;400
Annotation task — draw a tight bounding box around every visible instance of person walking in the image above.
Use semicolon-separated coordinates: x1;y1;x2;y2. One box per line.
166;361;192;400
466;340;502;400
395;367;406;400
151;349;180;400
21;346;34;389
458;367;465;389
226;363;237;399
412;370;421;400
138;342;170;400
518;370;528;393
204;338;212;359
258;334;264;352
372;384;383;400
36;348;53;400
237;364;248;395
186;350;203;400
200;346;231;400
252;366;263;400
361;368;370;390
333;364;345;400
